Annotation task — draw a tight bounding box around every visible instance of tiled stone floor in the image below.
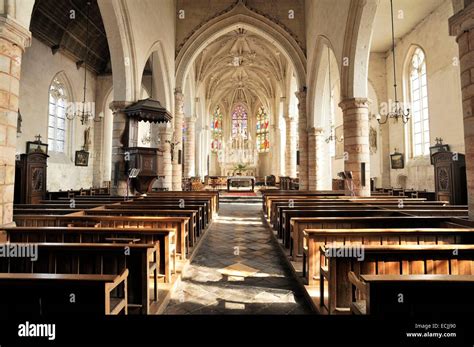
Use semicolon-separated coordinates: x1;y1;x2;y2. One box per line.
164;200;312;314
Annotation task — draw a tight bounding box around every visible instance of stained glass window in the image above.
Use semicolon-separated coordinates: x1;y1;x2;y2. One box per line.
409;48;430;157
256;106;270;152
48;77;68;153
210;106;223;152
232;105;248;139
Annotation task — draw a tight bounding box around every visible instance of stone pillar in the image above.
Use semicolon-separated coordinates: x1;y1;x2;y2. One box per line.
296;91;308;190
307;127;324;191
0;18;31;226
270;124;281;177
109;101;133;196
184;115;196;177
449;3;474;218
157;122;173;190
339;98;370;197
172;90;184;191
285;115;297;178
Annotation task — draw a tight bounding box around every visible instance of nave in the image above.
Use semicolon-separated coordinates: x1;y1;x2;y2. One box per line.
165;199;310;315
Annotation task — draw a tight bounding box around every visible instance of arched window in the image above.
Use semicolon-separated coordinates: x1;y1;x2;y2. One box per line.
210;106;223;152
48;77;68;152
232;105;248;139
409;48;430;157
256;106;270;152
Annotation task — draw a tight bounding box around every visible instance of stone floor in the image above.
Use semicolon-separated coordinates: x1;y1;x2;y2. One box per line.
164;200;312;315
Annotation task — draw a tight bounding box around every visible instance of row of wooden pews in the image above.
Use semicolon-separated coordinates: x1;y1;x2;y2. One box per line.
263;190;473;315
1;191;218;316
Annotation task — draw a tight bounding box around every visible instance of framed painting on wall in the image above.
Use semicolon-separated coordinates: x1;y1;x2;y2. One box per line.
75;150;89;167
390;152;404;169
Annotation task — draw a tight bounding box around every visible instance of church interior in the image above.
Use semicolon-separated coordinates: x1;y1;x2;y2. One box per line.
0;0;474;342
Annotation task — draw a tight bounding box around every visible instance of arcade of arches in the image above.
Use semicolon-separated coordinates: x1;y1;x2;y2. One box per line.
0;0;474;318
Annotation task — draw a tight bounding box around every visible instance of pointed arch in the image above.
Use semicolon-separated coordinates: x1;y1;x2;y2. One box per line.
340;0;378;100
308;35;340;128
175;1;306;92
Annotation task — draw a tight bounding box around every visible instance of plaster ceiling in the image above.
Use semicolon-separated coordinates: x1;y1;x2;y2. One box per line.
371;0;445;53
194;28;288;112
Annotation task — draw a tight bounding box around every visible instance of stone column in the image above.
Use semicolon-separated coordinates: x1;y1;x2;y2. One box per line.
172;90;184;191
157;122;173;190
0;18;31;226
285;115;297;178
109;101;133;196
307;127;324;191
339;98;370;196
449;3;474;218
296;91;308;190
270;124;281;177
184;115;196;177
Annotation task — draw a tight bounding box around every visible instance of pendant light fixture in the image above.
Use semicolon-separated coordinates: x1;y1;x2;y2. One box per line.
376;0;410;125
66;1;102;125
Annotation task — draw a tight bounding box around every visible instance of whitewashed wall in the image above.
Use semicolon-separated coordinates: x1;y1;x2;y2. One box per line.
18;37;97;191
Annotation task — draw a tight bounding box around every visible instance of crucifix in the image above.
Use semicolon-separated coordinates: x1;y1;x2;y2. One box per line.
34;134;42;143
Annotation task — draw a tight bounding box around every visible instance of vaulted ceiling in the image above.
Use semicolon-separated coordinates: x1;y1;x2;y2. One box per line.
194;28;288;113
29;0;111;74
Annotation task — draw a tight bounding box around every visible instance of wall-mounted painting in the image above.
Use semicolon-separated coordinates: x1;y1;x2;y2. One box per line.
390;152;404;169
75;150;89;166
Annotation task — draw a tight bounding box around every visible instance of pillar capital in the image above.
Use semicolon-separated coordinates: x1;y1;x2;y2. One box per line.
338;97;370;111
185;114;198;122
307;127;324;136
109;100;133;114
0;16;31;51
295;90;307;102
449;3;474;38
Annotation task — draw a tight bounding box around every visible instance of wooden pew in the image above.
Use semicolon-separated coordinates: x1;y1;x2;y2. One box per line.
115;202;208;227
82;209;200;246
287;209;468;256
302;225;474;286
275;203;466;232
13;215;189;260
127;198;213;222
0;270;128;315
265;197;438;221
283;210;408;249
349;274;474;315
0;242;158;314
2;226;175;283
318;244;474;314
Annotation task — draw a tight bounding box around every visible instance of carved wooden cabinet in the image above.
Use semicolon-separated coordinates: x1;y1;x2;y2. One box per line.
432;151;467;205
14;152;48;204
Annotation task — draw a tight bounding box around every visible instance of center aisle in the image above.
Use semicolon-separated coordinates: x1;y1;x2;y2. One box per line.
164;198;312;314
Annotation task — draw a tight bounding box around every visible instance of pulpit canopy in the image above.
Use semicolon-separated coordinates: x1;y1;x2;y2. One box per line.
124;98;172;123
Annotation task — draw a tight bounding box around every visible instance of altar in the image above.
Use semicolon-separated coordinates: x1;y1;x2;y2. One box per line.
227;176;255;192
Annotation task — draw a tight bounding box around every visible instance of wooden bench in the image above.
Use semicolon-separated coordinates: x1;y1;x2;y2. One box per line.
2;227;175;283
349;274;474;315
0;270;128;315
13;215;189;260
302;225;474;286
283;210;407;249
0;242;158;314
288;210;468;257
78;209;200;247
275;204;466;233
320;244;474;314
